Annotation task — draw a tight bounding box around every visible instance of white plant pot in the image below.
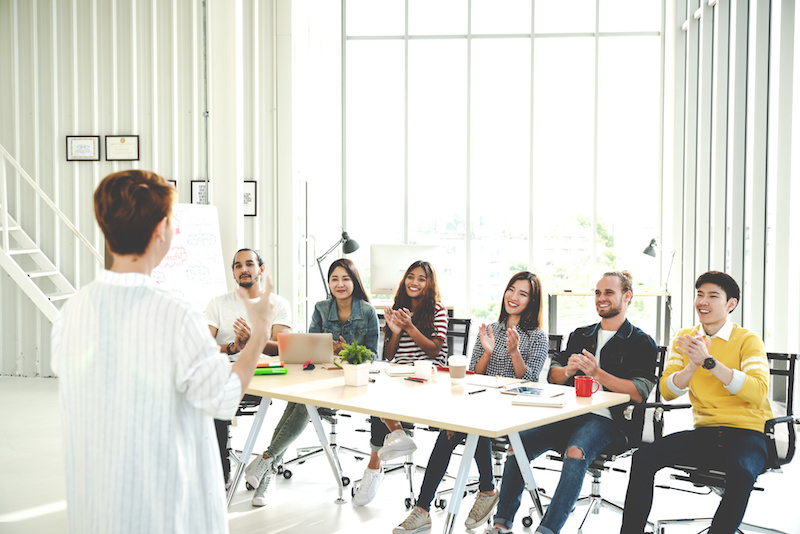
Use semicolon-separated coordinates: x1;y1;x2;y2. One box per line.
342;362;371;387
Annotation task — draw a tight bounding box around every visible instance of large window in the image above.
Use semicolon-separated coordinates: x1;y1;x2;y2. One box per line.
342;1;664;340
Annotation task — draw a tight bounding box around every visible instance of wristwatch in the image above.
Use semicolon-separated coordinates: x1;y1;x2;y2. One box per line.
703;357;716;370
226;342;236;355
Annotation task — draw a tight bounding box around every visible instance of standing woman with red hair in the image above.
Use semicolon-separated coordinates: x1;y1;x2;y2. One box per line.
52;170;274;534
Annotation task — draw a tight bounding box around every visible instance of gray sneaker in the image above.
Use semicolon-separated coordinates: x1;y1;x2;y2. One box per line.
252;468;272;507
393;508;432;534
465;491;499;529
245;455;273;489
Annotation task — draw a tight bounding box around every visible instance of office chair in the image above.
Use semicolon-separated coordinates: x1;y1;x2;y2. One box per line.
447;317;472;357
524;346;678;533
653;352;798;534
276;407;372;486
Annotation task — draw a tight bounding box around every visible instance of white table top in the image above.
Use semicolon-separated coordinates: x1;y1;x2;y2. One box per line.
245;363;630;438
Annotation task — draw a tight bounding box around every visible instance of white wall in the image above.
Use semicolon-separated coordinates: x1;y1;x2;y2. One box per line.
0;0;291;377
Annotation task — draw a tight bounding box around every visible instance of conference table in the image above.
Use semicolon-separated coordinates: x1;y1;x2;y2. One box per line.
227;363;630;534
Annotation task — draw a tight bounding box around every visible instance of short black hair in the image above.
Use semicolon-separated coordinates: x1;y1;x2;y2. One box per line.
695;271;740;311
231;248;264;270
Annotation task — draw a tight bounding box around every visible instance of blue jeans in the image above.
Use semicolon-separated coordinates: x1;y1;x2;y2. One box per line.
494;414;626;534
263;402;311;465
620;426;768;534
415;431;494;512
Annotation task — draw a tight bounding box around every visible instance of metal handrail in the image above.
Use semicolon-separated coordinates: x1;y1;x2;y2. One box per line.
0;143;103;264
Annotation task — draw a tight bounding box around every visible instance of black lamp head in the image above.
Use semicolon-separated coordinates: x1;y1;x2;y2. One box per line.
341;231;359;254
643;238;658;257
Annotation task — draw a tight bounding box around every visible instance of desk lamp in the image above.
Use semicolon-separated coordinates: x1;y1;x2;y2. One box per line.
643;238;675;292
317;231;359;298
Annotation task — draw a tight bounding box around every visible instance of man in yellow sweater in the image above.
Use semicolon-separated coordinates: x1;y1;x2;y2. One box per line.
619;271;772;534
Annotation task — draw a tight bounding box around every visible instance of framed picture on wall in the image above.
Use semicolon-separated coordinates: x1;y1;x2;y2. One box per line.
167;180;177;189
244;181;257;216
191;180;208;205
105;135;140;161
66;136;101;161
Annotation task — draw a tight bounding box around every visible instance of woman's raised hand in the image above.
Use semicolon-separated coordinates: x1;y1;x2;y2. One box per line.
506;326;520;353
383;308;404;335
479;323;494;355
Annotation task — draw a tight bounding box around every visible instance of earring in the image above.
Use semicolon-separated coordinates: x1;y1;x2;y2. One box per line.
160;241;166;247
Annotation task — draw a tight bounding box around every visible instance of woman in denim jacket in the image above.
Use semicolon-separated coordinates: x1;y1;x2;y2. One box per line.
244;258;378;507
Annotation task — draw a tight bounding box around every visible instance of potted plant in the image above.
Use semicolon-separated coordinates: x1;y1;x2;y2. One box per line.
338;341;374;387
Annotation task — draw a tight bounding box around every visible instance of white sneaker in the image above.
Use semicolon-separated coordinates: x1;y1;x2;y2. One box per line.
352;467;384;506
393;508;432;533
378;429;417;462
251;468;272;507
245;455;273;489
465;491;499;529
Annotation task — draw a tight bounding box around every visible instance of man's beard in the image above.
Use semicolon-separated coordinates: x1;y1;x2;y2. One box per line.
238;275;257;288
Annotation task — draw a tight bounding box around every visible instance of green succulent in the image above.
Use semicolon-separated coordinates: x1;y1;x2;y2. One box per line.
338;341;374;365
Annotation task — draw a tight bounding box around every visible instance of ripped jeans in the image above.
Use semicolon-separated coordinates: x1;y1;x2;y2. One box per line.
494;414;625;534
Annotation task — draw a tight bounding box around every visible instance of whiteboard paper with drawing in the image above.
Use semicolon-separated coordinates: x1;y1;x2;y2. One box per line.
151;203;227;314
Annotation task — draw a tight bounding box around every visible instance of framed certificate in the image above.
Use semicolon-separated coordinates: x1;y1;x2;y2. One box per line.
105;135;140;161
244;181;257;216
66;136;101;161
191;180;209;205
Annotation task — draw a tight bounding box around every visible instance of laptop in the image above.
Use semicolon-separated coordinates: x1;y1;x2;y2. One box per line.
277;333;335;364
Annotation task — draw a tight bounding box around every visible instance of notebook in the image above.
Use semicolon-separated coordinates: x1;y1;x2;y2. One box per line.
276;333;335;364
511;396;567;408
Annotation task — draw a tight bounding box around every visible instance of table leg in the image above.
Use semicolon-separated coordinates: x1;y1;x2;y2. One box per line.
442;433;479;534
507;432;545;519
226;396;271;508
305;404;346;504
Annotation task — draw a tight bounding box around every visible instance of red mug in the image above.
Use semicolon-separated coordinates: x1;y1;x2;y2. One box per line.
574;376;600;397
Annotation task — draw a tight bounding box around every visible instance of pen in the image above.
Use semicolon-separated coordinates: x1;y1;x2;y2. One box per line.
468;389;486;395
405;377;427;383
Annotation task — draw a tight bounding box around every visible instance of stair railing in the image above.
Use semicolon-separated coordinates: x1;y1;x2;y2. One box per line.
0;143;103;266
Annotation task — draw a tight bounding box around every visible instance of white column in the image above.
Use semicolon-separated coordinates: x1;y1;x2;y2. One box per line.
207;0;245;287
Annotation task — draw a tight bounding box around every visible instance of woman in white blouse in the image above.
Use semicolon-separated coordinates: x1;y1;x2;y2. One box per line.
51;170;274;534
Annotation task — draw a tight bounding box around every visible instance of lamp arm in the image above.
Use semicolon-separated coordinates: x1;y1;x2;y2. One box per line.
316;237;345;264
316;236;345;299
663;250;676;292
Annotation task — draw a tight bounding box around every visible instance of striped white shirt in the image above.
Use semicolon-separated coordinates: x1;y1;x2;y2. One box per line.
51;270;241;534
391;302;449;367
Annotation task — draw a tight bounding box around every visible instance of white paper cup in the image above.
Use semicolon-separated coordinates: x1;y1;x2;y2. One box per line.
448;355;468;383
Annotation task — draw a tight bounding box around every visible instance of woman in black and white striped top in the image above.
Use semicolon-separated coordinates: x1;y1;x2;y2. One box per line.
353;260;449;507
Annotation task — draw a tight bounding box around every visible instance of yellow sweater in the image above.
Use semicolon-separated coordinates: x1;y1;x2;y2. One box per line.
660;324;772;433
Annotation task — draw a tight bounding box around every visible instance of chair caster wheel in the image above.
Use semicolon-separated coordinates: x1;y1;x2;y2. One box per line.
282;469;293;479
246;482;254;491
522;516;533;528
276;465;284;474
351;486;357;497
435;499;447;509
405;498;413;509
341;476;350;486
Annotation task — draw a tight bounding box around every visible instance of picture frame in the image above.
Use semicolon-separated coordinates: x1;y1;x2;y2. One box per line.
66;136;101;161
105;135;140;161
191;180;208;205
243;181;257;216
167;180;177;189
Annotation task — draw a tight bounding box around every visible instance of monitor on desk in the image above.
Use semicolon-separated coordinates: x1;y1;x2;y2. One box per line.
370;244;442;296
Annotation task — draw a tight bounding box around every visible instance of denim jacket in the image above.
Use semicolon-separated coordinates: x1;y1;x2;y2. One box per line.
309;297;379;355
551;319;658;447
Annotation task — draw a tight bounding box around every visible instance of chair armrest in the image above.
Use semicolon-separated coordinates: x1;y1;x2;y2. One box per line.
764;415;799;469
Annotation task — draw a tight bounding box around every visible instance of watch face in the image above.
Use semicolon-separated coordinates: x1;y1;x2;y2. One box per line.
703;357;716;369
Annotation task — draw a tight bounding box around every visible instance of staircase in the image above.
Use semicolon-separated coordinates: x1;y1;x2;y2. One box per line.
0;143;103;324
0;213;76;323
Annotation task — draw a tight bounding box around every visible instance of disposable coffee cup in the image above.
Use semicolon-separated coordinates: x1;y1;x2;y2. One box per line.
448;355;468;383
